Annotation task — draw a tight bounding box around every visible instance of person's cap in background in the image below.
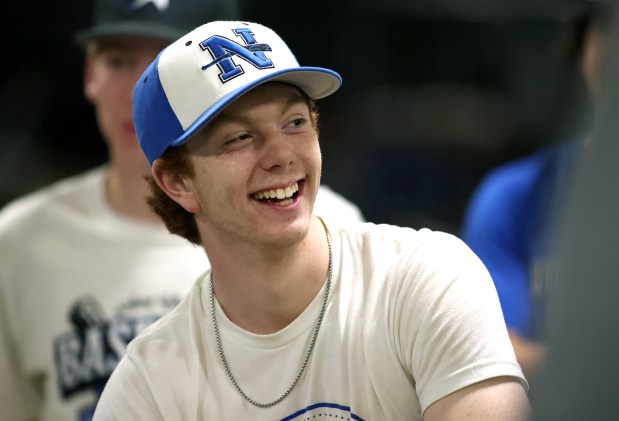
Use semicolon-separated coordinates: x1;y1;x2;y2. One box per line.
74;0;239;45
133;20;343;165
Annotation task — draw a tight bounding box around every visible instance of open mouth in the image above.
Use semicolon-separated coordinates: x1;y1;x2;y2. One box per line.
251;181;302;206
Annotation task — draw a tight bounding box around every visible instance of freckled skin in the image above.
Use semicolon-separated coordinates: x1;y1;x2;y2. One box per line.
182;83;322;251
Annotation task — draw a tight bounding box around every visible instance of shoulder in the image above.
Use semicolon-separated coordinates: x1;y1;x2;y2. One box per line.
462;148;564;230
358;223;489;287
126;276;205;363
474;150;556;202
476;140;580;199
94;276;207;418
0;167;104;235
331;221;496;329
335;222;478;276
338;221;463;249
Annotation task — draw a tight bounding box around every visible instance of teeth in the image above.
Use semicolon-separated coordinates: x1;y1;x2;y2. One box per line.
253;181;298;200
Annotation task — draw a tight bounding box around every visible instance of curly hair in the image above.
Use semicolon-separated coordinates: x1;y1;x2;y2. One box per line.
144;144;202;245
145;91;320;245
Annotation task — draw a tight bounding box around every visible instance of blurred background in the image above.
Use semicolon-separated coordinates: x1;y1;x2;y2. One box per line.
0;0;592;235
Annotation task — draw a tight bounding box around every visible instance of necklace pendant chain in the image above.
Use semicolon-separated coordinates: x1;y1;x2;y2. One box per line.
209;227;333;408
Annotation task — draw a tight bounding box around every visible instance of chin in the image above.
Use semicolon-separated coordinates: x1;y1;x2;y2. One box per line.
284;217;314;244
259;218;311;249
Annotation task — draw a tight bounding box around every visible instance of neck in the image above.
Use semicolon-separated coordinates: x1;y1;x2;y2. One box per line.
104;163;161;223
208;217;331;334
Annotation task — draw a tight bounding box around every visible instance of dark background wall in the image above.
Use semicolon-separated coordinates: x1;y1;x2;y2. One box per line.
0;0;590;235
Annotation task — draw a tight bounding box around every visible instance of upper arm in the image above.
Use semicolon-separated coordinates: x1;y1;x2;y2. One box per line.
424;376;531;421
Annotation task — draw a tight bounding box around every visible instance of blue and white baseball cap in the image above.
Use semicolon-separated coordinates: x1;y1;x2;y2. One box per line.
133;20;343;165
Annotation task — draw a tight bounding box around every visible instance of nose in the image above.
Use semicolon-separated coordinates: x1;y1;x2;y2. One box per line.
259;131;295;171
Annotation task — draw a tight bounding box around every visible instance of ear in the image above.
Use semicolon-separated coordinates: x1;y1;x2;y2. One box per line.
151;160;201;213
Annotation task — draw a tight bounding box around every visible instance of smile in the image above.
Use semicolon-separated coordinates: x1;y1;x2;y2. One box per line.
252;181;299;205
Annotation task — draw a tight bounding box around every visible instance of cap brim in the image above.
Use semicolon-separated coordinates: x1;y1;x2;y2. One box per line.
74;22;184;45
169;67;342;150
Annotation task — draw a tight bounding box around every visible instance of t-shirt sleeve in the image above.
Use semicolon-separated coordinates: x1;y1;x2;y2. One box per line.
396;231;528;413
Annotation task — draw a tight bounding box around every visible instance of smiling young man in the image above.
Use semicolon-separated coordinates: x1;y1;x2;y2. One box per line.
93;20;531;420
0;3;365;421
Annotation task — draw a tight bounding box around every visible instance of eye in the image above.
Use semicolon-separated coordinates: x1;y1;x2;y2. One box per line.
103;53;137;71
286;117;307;129
223;132;252;146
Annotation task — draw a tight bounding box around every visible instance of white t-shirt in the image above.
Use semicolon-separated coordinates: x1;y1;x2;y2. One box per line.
0;166;365;421
94;221;527;420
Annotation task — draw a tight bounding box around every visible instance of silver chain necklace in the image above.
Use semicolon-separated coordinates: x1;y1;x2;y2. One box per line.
209;229;332;408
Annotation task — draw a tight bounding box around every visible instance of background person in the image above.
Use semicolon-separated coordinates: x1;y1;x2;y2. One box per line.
94;20;529;420
459;0;612;380
0;2;364;420
530;2;619;418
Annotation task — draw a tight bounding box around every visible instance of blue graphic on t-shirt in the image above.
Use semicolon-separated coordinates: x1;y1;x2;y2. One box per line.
281;402;365;421
53;293;182;420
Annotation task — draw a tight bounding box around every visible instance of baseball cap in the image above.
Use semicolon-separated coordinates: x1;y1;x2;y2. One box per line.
74;0;239;45
133;20;343;165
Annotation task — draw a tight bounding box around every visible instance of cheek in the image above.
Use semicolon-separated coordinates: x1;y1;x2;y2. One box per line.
190;161;224;204
85;75;105;105
89;82;125;111
309;137;322;167
89;72;134;107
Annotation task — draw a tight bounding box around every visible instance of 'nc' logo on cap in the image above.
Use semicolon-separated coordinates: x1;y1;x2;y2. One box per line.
200;27;274;83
